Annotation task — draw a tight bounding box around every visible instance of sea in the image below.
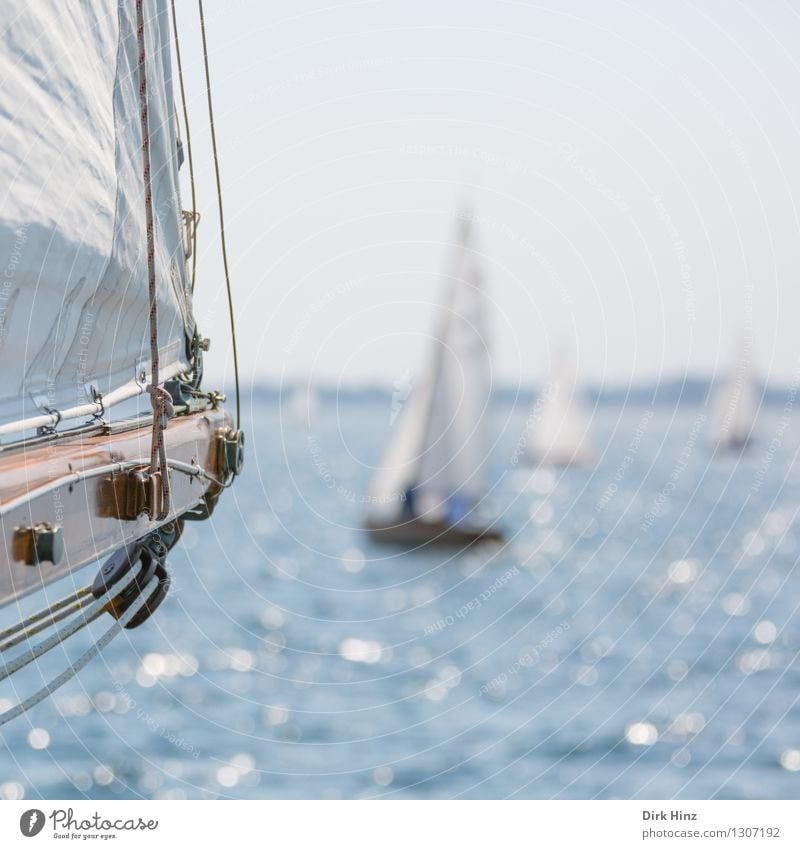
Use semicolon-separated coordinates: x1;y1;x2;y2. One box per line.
2;394;800;800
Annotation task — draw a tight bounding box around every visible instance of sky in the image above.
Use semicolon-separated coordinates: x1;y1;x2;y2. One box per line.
174;0;800;391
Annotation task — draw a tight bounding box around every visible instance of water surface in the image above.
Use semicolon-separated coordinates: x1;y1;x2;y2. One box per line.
1;397;799;799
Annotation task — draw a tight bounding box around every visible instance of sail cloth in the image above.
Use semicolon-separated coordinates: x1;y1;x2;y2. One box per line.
525;356;594;467
0;0;193;432
711;336;757;447
368;216;492;523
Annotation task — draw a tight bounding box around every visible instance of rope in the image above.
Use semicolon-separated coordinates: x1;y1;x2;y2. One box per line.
136;0;171;519
0;570;138;683
0;587;92;644
198;0;241;430
169;0;199;294
0;575;158;727
0;595;93;653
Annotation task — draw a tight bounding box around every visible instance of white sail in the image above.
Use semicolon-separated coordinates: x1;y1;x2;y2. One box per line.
284;384;320;420
526;356;594;467
367;371;434;520
712;336;757;447
0;0;193;431
368;215;491;523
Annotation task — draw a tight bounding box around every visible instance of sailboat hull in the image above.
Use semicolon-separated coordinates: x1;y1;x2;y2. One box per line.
714;435;751;452
364;517;503;548
524;450;594;469
0;408;232;608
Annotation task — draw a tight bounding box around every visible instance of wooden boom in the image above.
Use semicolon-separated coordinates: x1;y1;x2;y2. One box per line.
0;408;235;608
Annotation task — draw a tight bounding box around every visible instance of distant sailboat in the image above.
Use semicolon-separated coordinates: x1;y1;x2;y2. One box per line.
284;383;320;421
525;355;594;467
364;212;502;546
711;335;757;449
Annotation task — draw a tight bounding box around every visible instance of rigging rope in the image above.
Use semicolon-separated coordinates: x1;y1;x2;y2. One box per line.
0;587;91;644
198;0;241;430
169;0;199;294
0;2;243;728
0;575;157;727
136;0;171;519
0;571;138;682
0;594;94;653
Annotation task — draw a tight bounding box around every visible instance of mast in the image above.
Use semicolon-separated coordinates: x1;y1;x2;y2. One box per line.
367;209;491;523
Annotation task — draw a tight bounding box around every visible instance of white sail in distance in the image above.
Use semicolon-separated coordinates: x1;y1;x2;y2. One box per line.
526;354;594;467
0;0;193;431
368;214;492;524
284;383;321;421
712;335;757;448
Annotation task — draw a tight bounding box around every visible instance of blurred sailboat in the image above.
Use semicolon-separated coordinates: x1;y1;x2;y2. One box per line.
711;335;757;449
364;212;502;546
525;354;594;467
284;382;320;421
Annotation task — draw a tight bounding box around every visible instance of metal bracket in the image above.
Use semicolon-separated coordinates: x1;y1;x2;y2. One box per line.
164;379;212;416
181;209;200;258
99;468;165;521
134;359;149;389
181;491;220;522
32;394;61;436
13;523;64;566
218;427;245;479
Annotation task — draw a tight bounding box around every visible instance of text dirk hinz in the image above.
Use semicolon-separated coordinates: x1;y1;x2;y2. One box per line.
643;810;698;821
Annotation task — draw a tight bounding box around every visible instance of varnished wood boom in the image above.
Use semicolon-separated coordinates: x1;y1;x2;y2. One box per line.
0;409;233;608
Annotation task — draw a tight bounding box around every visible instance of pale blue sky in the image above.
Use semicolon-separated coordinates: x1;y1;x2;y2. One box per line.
176;0;800;390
